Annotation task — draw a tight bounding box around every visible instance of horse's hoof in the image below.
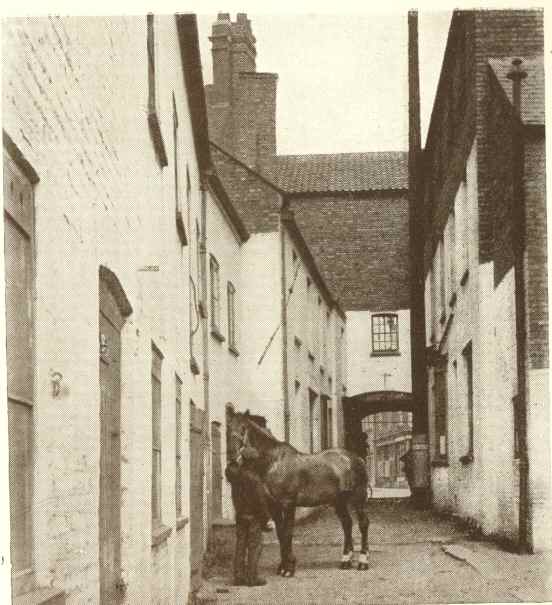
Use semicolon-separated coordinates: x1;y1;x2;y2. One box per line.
340;561;352;570
358;563;369;570
283;570;294;578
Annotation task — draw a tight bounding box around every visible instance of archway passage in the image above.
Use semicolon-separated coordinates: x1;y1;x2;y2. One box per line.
343;391;415;492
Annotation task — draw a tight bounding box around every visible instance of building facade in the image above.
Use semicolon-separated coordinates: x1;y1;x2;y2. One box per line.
423;9;549;550
2;14;256;603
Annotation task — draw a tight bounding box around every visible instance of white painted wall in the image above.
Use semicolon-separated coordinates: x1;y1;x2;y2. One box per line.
205;189;243;520
346;309;412;397
3;15;198;603
427;140;527;544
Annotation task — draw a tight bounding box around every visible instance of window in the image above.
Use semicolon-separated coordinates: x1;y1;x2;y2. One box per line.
227;281;237;352
371;313;399;354
308;389;317;453
175;374;183;519
439;239;446;321
146;14;167;167
461;342;474;463
173;94;187;245
4;143;37;579
151;344;163;528
209;255;222;337
433;358;448;460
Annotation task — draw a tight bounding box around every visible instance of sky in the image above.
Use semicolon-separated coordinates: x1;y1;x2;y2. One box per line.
197;11;452;155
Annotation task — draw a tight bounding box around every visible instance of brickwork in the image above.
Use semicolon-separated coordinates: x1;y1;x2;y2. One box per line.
474;9;544;264
485;73;518;287
206;13;277;169
290;192;410;311
524;132;548;370
211;143;282;233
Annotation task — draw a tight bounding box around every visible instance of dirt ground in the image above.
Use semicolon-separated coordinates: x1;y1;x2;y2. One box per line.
200;498;552;604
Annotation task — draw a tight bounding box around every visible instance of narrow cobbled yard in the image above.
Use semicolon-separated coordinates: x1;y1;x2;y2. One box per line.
200;499;552;604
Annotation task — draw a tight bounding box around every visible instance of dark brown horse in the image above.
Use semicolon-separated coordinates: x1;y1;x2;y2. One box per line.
227;410;370;576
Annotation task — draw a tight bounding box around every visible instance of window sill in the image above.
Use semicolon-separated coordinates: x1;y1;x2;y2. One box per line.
460;268;469;286
211;328;225;343
148;110;168;168
432;456;449;468
152;524;172;547
176;516;189;532
308;351;315;362
371;351;401;357
176;210;188;246
228;345;240;357
294;335;303;347
460;453;474;465
190;356;200;376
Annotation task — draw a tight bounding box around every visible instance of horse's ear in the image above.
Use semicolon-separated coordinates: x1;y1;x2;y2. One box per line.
244;409;250;417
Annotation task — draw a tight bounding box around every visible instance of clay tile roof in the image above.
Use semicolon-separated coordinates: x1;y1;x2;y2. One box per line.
488;56;544;126
263;151;409;194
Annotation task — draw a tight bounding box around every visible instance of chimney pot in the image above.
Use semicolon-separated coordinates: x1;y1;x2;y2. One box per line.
217;12;230;21
506;58;527;113
237;13;248;24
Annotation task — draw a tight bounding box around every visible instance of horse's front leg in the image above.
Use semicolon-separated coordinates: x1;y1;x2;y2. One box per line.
281;505;297;577
335;495;354;569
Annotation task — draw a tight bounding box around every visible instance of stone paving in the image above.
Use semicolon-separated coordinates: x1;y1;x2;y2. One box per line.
200;499;552;604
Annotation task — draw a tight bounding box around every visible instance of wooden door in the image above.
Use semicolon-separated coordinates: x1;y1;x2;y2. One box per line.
189;402;205;592
211;422;222;520
4;149;35;592
99;279;125;604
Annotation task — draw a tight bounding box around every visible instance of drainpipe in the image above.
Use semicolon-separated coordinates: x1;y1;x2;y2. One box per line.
507;59;531;553
408;10;429;508
280;199;290;442
200;176;212;541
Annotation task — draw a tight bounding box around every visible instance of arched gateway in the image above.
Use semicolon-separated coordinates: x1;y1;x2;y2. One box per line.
342;390;414;453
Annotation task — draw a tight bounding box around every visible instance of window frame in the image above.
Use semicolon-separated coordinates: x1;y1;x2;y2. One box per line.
460;341;474;464
209;254;223;340
146;14;167;167
4;142;38;592
151;343;163;531
227;281;238;353
175;373;183;520
172;93;187;245
371;313;400;355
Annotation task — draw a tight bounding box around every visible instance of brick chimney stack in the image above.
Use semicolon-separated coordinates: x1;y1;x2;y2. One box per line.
209;12;256;104
206;14;277;169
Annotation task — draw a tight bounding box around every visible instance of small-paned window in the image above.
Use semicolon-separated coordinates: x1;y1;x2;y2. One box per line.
210;255;221;333
146;14;167;166
227;281;237;351
175;374;183;518
151;344;163;528
371;313;399;353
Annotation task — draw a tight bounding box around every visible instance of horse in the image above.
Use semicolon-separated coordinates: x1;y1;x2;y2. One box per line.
227;409;370;577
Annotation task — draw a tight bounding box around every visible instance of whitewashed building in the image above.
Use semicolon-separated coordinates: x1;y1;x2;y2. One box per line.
1;13;242;604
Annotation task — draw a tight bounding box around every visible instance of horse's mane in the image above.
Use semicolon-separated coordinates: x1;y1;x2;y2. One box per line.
241;413;298;453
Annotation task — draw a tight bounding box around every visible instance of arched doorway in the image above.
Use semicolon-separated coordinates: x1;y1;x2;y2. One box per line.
343;391;415;491
98;266;132;604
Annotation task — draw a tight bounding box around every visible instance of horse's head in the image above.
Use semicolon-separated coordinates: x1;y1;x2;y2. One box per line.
227;409;252;462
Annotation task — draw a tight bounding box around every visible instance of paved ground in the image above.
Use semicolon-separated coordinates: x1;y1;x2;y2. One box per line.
201;499;552;604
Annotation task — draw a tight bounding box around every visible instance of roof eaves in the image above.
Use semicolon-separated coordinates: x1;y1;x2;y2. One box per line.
281;208;346;321
209;141;285;195
176;14;211;174
208;172;250;243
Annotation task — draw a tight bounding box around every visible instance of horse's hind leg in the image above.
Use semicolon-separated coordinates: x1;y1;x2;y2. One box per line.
354;491;370;570
281;505;297;577
270;504;285;575
335;496;354;569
